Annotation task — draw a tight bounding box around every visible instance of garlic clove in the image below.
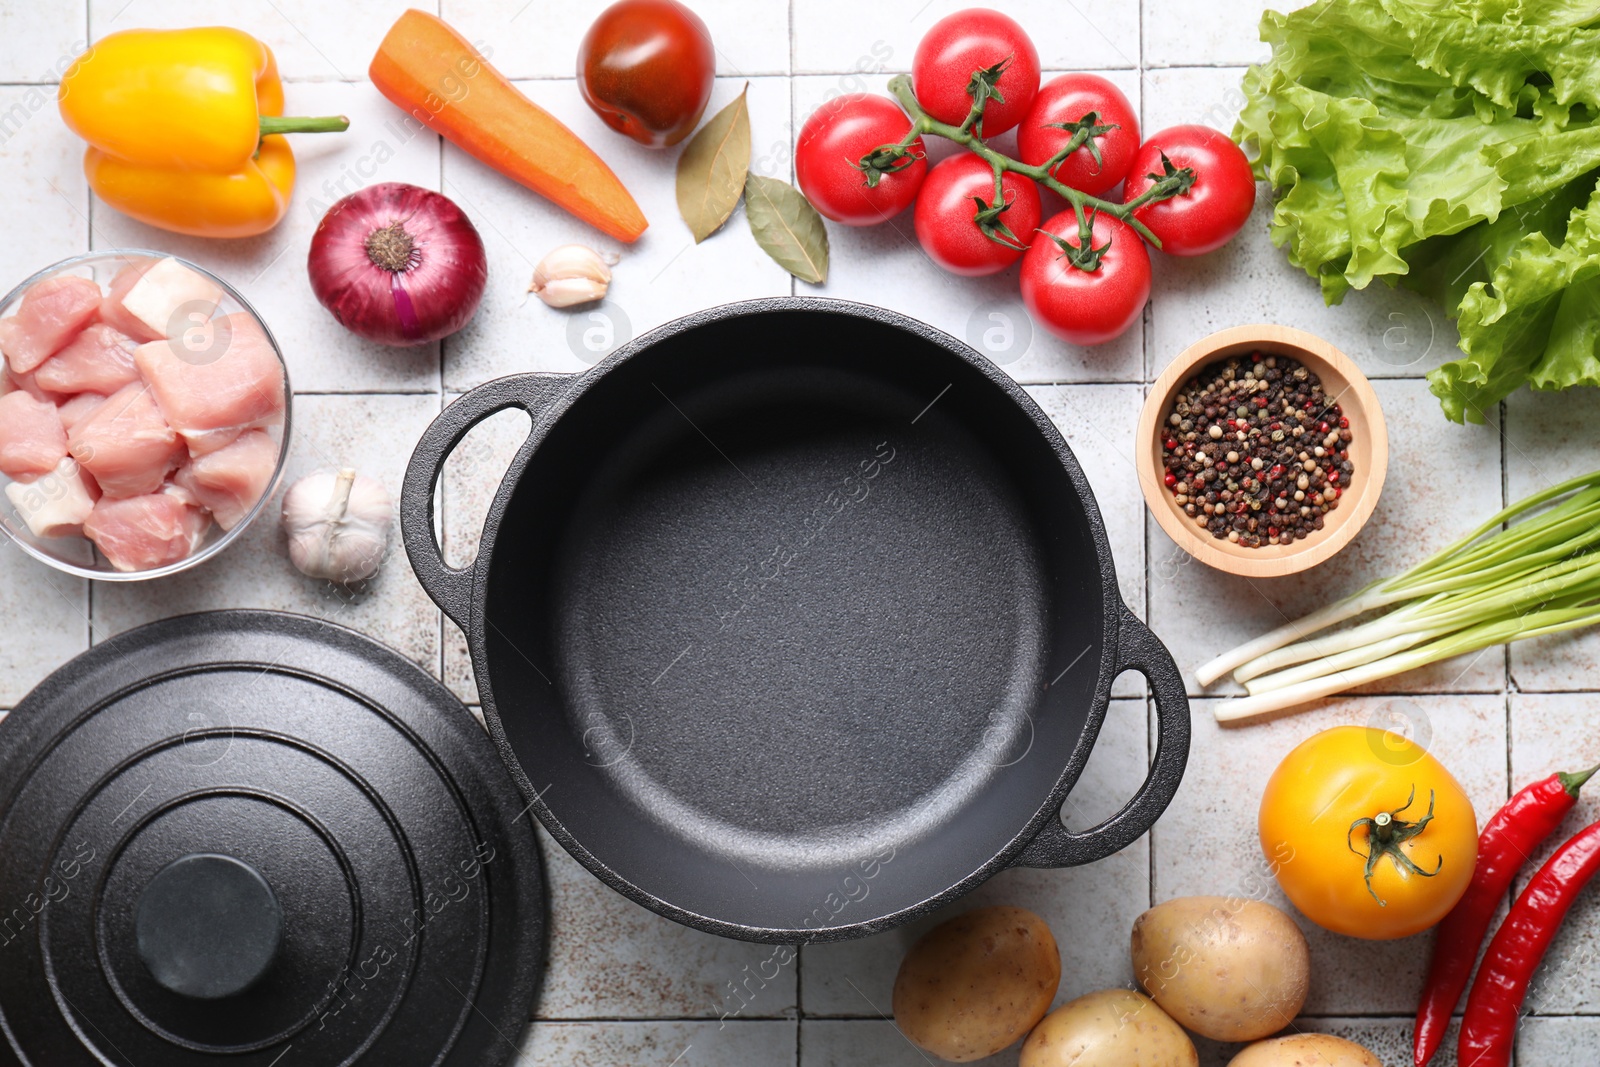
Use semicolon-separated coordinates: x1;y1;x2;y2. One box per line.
532;276;612;308
529;244;616;307
281;467;393;584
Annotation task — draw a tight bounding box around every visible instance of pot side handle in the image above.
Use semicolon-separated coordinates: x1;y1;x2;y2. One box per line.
401;373;571;631
1012;606;1192;869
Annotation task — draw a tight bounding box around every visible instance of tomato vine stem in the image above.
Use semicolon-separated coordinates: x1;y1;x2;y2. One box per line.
870;72;1193;258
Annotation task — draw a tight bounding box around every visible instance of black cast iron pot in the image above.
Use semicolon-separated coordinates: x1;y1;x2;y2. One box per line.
402;299;1189;943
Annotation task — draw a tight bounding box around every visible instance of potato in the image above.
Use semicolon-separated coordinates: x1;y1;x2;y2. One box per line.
1226;1033;1382;1066
1019;989;1197;1067
892;905;1060;1062
1130;895;1310;1041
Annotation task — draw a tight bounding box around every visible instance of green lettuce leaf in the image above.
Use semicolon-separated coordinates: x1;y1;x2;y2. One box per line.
1401;171;1593;311
1238;0;1600;419
1430;181;1600;422
1240;0;1600;298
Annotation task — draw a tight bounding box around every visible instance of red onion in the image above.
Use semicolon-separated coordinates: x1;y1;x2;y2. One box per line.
307;182;488;346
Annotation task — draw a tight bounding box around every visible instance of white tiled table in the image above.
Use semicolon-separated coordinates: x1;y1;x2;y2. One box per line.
3;1;1596;1064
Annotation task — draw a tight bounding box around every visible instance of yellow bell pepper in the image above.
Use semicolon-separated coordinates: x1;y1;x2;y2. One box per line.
57;28;348;238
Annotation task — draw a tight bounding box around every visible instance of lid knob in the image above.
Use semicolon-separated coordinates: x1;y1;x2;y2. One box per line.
135;853;284;1000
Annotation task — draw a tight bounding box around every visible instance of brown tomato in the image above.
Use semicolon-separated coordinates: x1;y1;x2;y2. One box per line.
577;0;715;148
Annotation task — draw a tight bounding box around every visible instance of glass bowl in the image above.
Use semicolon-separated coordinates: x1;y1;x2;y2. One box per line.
0;250;292;581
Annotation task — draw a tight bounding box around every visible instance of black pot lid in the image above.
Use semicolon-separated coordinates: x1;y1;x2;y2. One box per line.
0;611;545;1066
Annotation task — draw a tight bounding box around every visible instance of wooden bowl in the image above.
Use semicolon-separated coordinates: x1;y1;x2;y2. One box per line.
1138;325;1388;578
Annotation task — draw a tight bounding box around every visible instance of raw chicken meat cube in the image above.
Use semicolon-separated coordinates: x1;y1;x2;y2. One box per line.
99;260;162;343
173;430;278;530
0;274;103;373
2;366;59;403
34;323;139;395
120;257;223;341
160;475;201;510
135;312;285;440
0;391;68;479
56;393;106;433
5;456;98;538
83;492;210;571
68;382;182;498
173;429;278;531
182;426;245;457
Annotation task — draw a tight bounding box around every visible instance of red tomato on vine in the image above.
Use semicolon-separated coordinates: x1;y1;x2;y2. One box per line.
914;154;1042;276
1017;74;1141;197
912;9;1041;136
1020;210;1151;346
1123;125;1256;256
795;94;927;226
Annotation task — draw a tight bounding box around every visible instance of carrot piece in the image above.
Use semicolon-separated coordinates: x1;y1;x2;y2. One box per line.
369;9;648;243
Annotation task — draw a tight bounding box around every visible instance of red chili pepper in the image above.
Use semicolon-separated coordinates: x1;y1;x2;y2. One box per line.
1413;765;1597;1065
1458;808;1600;1067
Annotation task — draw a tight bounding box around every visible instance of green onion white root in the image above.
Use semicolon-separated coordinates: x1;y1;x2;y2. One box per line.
1199;470;1600;723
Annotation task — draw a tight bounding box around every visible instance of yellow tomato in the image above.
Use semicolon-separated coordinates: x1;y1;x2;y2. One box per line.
1258;725;1477;940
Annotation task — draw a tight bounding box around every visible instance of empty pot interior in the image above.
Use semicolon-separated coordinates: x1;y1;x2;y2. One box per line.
481;308;1113;933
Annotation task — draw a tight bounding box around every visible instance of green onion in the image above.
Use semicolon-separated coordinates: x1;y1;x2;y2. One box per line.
1200;470;1600;723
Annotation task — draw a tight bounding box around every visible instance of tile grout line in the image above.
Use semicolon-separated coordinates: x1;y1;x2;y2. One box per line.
434;386;447;686
83;0;94;650
519;1010;1600;1022
291;374;1448;395
1137;0;1146;83
425;1017;1600;1023
1139;0;1157;919
788;0;798;303
789;12;803;1029
437;97;448;688
531;1014;827;1024
0;63;1269;92
1501;398;1514;807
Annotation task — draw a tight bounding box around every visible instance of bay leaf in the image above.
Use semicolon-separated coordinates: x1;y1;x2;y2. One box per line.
676;85;751;243
744;174;830;284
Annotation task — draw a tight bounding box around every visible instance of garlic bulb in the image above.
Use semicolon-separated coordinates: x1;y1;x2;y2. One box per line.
528;244;616;307
281;468;393;583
